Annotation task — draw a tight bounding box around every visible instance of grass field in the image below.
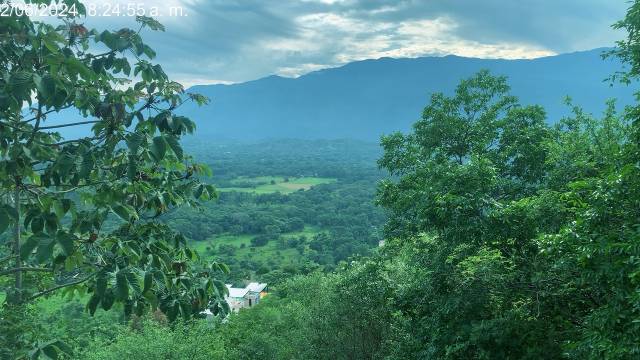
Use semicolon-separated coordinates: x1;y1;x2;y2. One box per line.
218;176;336;194
191;227;320;265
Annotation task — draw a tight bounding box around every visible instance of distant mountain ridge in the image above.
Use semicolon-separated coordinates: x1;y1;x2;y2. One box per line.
179;48;634;141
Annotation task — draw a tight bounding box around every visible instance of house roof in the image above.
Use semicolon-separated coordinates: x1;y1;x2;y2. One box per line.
226;284;249;298
247;282;268;293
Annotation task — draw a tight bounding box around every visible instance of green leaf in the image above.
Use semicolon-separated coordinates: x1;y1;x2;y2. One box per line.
96;273;107;297
165;136;183;160
56;232;75;256
79;153;94;179
21;235;41;260
0;208;10;235
150;136;167;161
143;271;153;294
45;213;58;234
41;344;58;360
101;289;115;311
10;71;32;101
193;184;204;199
127;157;137;181
35;238;55;263
126;133;143;153
66;58;93;80
115;270;129;300
112;205;135;222
218;263;230;274
136;16;165;31
57;154;76;177
87;293;100;316
142;44;156;59
33;74;56;100
43;31;63;53
53;199;72;219
31;216;45;234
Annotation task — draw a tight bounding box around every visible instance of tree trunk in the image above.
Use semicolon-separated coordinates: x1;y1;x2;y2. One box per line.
13;181;22;303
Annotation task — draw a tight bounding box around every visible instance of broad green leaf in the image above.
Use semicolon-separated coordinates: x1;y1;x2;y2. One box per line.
53;199;72;219
41;345;58;360
127;157;137;180
143;271;153;294
112;205;134;222
66;58;93;80
96;272;107;297
31;216;44;234
79;153;94;179
35;238;55;263
150;136;167;161
87;293;100;316
165;136;183;160
33;74;56;100
194;184;204;199
20;235;41;260
115;270;129;300
56;232;75;256
45;213;58;234
126;133;143;153
136;16;165;31
101;289;115;311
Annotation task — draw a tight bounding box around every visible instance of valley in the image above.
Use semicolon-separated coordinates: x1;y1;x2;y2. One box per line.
164;139;386;284
2;3;638;358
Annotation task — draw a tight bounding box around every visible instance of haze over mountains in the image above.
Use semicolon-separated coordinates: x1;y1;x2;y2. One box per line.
51;48;635;141
180;48;634;141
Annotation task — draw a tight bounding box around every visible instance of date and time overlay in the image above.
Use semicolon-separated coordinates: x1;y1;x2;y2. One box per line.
0;1;189;17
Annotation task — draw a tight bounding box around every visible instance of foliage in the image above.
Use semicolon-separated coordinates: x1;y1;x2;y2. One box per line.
163;142;386;283
83;259;391;360
0;2;226;357
6;2;640;359
79;319;226;360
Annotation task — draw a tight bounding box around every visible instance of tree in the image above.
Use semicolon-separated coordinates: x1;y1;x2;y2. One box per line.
377;71;564;357
0;1;228;357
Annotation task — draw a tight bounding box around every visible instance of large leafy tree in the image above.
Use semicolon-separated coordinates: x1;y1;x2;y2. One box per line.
0;1;227;357
549;2;640;356
377;71;564;358
376;42;636;360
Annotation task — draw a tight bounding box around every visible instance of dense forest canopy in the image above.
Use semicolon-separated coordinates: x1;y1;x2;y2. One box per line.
2;0;640;359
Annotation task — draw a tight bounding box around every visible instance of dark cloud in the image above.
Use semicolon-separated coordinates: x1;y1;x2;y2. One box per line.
79;0;628;84
348;0;625;51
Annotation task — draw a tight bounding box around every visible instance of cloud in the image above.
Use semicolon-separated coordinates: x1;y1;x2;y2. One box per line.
74;0;627;84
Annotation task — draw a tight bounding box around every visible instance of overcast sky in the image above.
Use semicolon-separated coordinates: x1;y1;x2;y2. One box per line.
79;0;628;86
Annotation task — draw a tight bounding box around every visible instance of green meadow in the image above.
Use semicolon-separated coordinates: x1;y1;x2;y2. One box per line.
191;227;320;265
217;176;336;194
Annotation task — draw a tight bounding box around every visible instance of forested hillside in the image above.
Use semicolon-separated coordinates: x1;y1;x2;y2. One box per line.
164;140;386;284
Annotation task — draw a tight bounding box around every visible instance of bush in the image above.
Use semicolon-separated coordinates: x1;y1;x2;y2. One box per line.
80;320;226;360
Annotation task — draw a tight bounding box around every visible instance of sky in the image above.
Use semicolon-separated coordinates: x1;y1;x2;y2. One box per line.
77;0;628;86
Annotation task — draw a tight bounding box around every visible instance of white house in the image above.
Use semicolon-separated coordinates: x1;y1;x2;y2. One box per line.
225;282;268;312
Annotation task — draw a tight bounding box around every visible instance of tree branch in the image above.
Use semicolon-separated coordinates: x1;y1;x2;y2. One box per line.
21;104;73;124
38;120;101;130
26;102;43;146
27;272;95;302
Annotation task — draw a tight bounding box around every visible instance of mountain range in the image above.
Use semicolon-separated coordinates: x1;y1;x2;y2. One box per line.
180;48;635;141
50;48;635;141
